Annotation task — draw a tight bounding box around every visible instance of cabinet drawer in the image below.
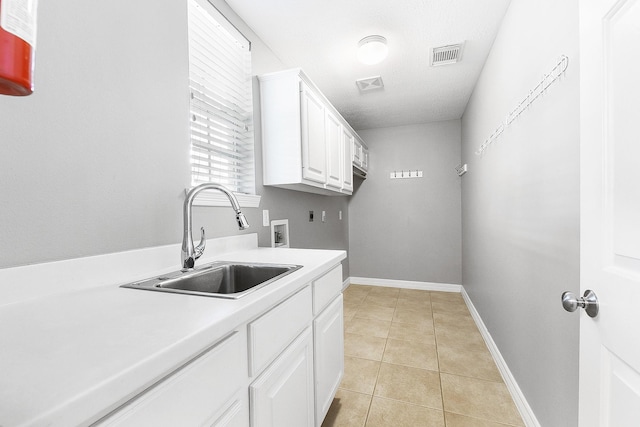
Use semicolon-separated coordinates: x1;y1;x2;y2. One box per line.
312;264;342;315
210;391;249;427
96;331;246;426
248;285;312;376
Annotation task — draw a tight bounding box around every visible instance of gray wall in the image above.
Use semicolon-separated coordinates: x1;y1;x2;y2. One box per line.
349;121;461;284
460;0;580;425
0;0;349;278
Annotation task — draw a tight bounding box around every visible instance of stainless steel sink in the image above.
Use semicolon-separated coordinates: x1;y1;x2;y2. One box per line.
121;262;302;299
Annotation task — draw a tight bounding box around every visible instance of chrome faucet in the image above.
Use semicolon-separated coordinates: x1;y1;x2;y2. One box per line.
181;183;250;270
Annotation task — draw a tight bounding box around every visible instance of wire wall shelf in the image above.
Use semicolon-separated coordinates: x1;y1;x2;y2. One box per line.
475;55;569;156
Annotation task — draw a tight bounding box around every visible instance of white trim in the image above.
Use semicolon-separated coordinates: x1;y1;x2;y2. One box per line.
461;287;541;427
348;276;461;293
342;277;350;291
189;191;261;208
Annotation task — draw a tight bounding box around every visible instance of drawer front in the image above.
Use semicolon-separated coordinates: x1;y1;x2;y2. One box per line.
210;391;249;427
248;285;312;376
312;264;342;315
96;331;246;426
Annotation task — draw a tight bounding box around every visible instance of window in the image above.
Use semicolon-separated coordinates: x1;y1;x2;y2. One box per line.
187;0;259;207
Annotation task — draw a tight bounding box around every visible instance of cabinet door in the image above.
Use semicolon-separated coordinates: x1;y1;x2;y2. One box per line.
325;110;342;190
341;128;354;193
250;327;315;427
300;83;327;184
313;295;344;426
361;147;369;171
352;138;362;166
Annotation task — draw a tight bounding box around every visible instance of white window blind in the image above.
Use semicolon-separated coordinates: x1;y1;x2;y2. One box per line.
187;0;255;197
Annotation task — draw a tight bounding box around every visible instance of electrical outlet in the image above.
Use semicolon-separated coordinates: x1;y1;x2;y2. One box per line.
309;210;314;222
262;210;270;227
339;210;342;220
322;211;326;222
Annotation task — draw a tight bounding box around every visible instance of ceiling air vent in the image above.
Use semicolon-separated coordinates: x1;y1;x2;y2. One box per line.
356;76;384;92
430;43;465;66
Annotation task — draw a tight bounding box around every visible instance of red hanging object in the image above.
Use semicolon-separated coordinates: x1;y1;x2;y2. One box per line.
0;0;35;96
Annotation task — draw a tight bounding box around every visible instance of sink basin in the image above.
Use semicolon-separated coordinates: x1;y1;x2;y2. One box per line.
121;262;302;299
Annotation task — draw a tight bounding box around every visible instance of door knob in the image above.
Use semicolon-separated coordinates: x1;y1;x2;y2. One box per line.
561;290;599;318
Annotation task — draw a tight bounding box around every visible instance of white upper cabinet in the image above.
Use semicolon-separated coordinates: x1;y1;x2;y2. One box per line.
325;109;342;190
352;135;368;176
300;84;327;185
258;68;366;196
341;127;354;193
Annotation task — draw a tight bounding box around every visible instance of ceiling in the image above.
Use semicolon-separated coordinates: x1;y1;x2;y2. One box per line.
225;0;512;131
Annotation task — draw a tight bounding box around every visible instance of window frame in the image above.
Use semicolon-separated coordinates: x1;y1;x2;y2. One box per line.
186;0;260;208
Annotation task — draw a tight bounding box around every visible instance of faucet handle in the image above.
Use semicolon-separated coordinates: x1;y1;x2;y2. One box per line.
194;227;206;259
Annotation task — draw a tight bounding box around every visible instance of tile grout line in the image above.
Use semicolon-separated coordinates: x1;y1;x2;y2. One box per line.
430;292;450;426
363;292;398;426
444;409;523;427
354;286;376;427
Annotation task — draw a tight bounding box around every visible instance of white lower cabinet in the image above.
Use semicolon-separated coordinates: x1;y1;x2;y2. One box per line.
250;327;315;427
209;392;249;427
94;331;248;426
92;264;344;427
313;295;344;426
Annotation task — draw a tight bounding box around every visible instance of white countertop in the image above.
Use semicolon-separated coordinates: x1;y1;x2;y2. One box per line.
0;236;345;426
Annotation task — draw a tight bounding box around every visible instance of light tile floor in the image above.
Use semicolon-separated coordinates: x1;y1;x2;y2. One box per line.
322;285;524;427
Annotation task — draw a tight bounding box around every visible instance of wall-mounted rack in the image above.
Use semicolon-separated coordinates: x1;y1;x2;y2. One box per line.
390;170;423;179
475;55;569;156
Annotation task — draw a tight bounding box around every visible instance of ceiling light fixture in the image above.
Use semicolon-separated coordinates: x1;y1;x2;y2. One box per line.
357;35;388;65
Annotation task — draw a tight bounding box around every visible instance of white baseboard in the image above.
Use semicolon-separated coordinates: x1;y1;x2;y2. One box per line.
348;276;461;293
460;287;541;427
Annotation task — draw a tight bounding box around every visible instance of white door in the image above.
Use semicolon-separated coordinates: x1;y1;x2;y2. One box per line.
578;0;640;425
